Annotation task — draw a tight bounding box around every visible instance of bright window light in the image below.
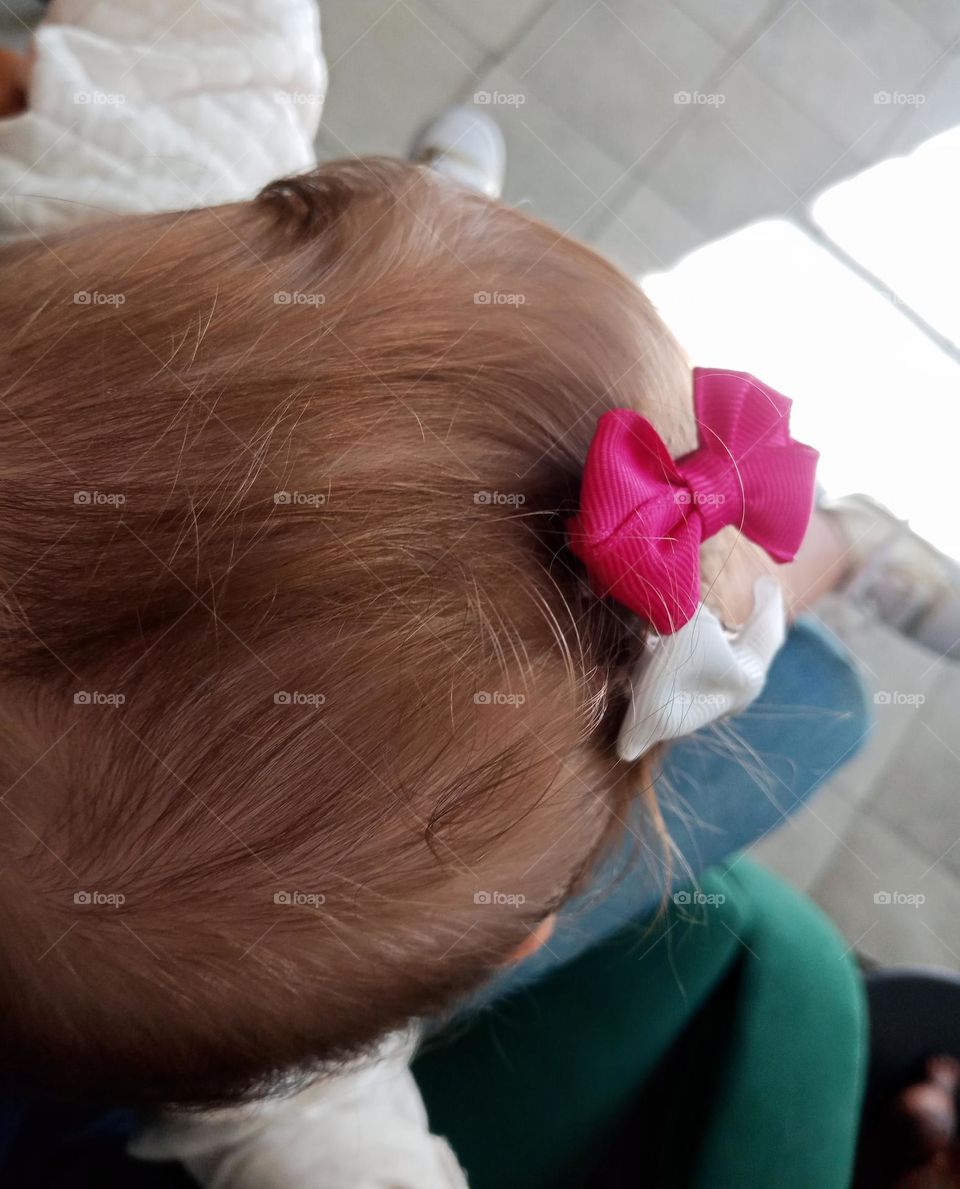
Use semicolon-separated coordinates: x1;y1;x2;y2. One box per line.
644;218;960;558
813;126;960;350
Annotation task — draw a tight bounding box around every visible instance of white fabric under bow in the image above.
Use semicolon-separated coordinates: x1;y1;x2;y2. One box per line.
617;577;786;760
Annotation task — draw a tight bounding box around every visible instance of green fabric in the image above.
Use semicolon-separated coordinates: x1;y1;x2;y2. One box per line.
413;859;867;1189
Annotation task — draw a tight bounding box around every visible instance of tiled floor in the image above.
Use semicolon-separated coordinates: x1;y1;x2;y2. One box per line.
4;0;959;969
750;597;960;969
316;0;960;274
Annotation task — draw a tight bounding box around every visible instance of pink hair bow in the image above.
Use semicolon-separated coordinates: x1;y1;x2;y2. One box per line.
567;368;819;633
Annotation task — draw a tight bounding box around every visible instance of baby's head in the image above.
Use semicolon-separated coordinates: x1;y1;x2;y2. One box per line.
0;159;695;1104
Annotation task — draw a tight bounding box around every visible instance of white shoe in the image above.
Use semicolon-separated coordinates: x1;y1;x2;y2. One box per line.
410;104;506;199
825;493;960;659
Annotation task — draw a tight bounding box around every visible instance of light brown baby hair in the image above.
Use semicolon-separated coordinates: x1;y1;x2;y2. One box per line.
0;158;695;1105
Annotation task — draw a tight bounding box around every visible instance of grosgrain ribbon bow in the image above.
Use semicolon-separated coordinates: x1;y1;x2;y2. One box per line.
567;368;819;633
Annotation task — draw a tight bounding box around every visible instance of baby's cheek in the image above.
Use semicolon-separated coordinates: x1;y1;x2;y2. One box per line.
700;527;781;629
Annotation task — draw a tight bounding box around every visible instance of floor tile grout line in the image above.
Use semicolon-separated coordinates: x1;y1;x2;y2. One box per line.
588;2;960;253
812;794;960;902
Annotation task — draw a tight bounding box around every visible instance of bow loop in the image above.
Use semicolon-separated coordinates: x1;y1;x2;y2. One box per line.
617;578;787;758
